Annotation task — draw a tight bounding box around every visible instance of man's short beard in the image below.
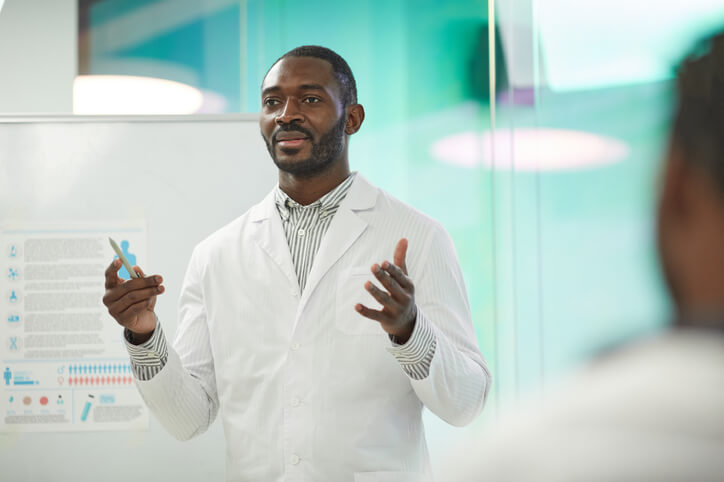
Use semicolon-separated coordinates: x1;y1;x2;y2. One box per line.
265;115;347;178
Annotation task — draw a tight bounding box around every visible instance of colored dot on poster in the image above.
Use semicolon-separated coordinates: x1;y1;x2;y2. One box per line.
40;396;48;405
23;396;31;405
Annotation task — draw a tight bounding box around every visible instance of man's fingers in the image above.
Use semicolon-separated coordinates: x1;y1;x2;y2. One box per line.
104;259;122;289
380;261;414;291
355;303;388;323
108;285;164;320
371;264;407;300
393;238;408;275
103;271;164;306
364;280;397;308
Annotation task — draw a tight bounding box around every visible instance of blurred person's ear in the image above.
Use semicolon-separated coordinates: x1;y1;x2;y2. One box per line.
657;144;696;307
658;145;692;245
657;143;716;230
658;142;724;311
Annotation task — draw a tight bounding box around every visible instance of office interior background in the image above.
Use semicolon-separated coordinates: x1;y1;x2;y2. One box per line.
2;0;724;476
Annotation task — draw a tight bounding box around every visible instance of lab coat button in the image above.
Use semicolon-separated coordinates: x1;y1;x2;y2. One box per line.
291;397;300;407
290;454;301;465
291;343;300;351
297;229;305;237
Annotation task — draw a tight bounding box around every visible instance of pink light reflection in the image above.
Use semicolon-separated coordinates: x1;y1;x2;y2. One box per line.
430;128;630;171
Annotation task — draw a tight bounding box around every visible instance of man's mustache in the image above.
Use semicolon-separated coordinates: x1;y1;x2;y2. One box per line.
273;125;313;143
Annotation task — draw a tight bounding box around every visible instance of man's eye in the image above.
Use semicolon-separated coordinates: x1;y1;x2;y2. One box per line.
303;97;320;103
264;99;280;106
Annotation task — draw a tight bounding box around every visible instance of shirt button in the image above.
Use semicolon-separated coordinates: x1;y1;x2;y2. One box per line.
290;454;301;465
291;397;300;407
297;228;305;237
291;342;300;351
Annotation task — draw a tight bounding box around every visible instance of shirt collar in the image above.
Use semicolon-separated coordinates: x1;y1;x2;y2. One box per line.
274;172;356;219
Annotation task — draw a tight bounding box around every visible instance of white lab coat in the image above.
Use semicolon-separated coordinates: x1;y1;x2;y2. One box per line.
135;174;490;482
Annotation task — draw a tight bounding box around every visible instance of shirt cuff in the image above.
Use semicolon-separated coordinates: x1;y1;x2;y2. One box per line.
123;316;168;381
387;308;437;380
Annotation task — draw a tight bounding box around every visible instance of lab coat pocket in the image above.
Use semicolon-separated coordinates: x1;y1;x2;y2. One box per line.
336;266;385;335
354;472;426;482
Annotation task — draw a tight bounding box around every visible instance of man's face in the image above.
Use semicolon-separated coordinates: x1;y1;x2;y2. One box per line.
260;56;347;177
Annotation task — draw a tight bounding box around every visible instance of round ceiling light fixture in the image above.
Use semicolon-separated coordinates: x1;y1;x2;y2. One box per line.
431;128;630;171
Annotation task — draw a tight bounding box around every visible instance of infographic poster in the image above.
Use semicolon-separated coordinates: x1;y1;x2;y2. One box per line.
0;223;149;432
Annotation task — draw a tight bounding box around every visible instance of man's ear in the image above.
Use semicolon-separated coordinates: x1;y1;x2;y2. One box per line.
344;104;365;135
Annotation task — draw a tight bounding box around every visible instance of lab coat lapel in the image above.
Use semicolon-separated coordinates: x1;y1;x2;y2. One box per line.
248;190;300;292
297;175;378;318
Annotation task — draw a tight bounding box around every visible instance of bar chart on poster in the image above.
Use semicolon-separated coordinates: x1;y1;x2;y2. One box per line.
0;115;275;481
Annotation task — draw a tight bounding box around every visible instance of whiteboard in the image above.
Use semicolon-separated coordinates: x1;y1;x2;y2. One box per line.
0;114;277;481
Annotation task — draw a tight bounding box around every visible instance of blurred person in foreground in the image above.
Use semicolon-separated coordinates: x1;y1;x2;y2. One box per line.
444;31;724;482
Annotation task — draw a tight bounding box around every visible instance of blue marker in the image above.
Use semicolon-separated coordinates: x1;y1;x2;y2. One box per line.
80;394;94;422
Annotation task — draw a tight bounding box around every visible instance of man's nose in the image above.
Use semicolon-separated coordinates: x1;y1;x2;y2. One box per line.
275;98;304;125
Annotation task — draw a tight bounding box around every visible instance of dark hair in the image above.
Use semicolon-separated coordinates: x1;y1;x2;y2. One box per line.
672;31;724;193
269;45;358;107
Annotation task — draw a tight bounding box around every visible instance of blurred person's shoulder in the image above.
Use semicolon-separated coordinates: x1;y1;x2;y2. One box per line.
443;328;724;482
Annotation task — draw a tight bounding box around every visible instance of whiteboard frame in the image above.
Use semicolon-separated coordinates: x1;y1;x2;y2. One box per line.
0;113;260;123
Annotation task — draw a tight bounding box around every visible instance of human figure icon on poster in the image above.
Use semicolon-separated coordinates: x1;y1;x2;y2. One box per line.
4;367;11;386
114;240;137;280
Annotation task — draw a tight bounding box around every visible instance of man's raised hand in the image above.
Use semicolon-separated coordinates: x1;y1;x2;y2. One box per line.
102;259;164;344
355;238;417;343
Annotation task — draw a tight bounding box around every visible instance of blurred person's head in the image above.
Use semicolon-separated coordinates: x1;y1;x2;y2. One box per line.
658;31;724;319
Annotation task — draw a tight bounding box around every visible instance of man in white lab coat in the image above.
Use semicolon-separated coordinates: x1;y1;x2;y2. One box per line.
103;45;490;482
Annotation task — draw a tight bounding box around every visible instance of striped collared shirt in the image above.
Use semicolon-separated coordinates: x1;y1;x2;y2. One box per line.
125;173;436;381
273;173;355;292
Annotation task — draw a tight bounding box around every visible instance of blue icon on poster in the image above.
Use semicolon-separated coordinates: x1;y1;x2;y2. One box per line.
9;291;18;303
7;267;19;281
8;314;20;323
4;367;11;386
114;240;137;279
81;394;94;422
9;245;17;257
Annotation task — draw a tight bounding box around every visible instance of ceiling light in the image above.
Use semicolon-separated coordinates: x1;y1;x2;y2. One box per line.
73;75;204;115
431;128;630;171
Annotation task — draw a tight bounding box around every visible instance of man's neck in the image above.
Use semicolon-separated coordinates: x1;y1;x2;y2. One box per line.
278;162;351;206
